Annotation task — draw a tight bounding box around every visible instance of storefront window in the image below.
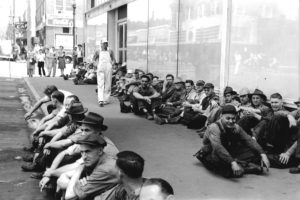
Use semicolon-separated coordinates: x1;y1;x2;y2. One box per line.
85;13;107;60
178;0;223;85
127;0;148;72
148;0;179;79
228;0;299;100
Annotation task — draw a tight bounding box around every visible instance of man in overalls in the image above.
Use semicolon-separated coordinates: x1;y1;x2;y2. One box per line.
97;38;115;107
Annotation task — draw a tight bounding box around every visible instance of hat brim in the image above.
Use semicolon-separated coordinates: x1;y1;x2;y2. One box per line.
77;120;108;131
65;108;88;115
249;93;267;101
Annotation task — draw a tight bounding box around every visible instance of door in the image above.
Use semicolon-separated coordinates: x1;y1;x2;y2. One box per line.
117;21;127;64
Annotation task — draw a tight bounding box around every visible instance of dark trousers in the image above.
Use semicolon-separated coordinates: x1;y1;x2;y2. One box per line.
199;146;260;178
38;61;46;76
137;98;161;113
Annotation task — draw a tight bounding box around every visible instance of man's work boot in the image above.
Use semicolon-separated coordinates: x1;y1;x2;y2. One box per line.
146;112;154;120
289;167;300;174
167;116;181;124
243;163;263;175
154;114;165;125
22;154;34;162
21;162;42;172
23;145;34;152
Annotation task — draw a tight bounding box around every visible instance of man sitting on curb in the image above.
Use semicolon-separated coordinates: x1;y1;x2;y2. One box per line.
94;151;146;200
39;112;119;191
60;134;119;200
195;105;270;178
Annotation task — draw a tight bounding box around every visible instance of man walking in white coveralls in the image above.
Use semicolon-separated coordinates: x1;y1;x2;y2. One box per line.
97;38;115;107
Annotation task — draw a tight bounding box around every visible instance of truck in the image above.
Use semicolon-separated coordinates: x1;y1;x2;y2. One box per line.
0;40;13;60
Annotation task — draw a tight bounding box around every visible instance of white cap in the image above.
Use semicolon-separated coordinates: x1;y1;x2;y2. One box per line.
101;38;108;43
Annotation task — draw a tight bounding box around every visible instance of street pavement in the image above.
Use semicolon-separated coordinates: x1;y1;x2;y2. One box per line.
0;77;52;200
24;77;300;200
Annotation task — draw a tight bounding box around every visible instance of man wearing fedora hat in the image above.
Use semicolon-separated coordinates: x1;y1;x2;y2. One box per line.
60;134;119;200
39;112;119;191
96;38;115;107
195;105;270;178
21;102;88;176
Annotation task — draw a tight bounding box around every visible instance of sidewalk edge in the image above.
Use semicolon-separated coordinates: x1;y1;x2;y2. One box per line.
23;77;48;115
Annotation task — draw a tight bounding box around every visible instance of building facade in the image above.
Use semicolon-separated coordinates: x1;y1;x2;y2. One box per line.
36;0;85;60
84;0;300;103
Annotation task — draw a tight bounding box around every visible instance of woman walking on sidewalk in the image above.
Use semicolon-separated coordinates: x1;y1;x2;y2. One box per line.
36;49;46;77
57;45;66;76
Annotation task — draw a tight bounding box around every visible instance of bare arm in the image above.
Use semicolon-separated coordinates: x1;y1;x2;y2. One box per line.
24;96;50;120
65;165;84;200
44;138;73;150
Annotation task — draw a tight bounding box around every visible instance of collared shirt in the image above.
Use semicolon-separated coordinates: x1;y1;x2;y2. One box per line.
166;88;186;106
161;84;175;102
74;153;119;199
36;53;45;62
252;104;273;120
202;120;264;164
185;89;197;101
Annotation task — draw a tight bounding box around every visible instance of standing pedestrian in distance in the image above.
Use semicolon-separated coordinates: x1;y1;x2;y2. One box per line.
96;38;115;107
57;45;66;77
44;47;52;77
73;46;78;68
36;49;46;77
49;46;57;77
77;44;84;66
27;48;36;77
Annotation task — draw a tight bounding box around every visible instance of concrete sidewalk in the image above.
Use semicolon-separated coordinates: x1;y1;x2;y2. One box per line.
24;77;300;200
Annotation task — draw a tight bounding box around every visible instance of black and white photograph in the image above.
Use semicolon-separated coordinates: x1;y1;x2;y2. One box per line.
0;0;300;199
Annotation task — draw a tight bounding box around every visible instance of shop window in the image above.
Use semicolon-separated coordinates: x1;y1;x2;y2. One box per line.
63;27;70;33
118;5;127;20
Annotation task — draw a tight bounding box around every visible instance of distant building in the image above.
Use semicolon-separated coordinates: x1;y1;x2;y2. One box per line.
35;0;84;61
83;0;299;102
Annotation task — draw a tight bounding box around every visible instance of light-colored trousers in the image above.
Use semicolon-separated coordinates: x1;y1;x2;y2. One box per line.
97;63;112;103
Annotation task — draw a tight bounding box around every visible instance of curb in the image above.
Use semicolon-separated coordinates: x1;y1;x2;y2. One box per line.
23;77;48;115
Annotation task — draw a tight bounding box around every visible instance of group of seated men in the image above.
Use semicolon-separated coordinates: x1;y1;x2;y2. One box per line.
22;85;175;200
114;69;300;177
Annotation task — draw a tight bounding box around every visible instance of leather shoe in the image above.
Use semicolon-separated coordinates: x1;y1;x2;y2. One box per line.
23;146;34;152
244;163;263;175
22;154;34;162
30;172;44;179
289;167;300;174
154;114;165;125
21;163;42;172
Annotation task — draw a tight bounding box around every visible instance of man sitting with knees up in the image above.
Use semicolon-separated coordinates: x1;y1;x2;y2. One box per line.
60;134;119;200
195;105;270;178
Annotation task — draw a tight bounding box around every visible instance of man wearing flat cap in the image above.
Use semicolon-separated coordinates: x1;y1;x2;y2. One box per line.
196;105;270;178
154;77;186;124
63;134;119;200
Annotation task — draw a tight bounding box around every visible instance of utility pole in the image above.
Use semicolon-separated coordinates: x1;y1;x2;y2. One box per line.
12;0;15;46
72;1;76;69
